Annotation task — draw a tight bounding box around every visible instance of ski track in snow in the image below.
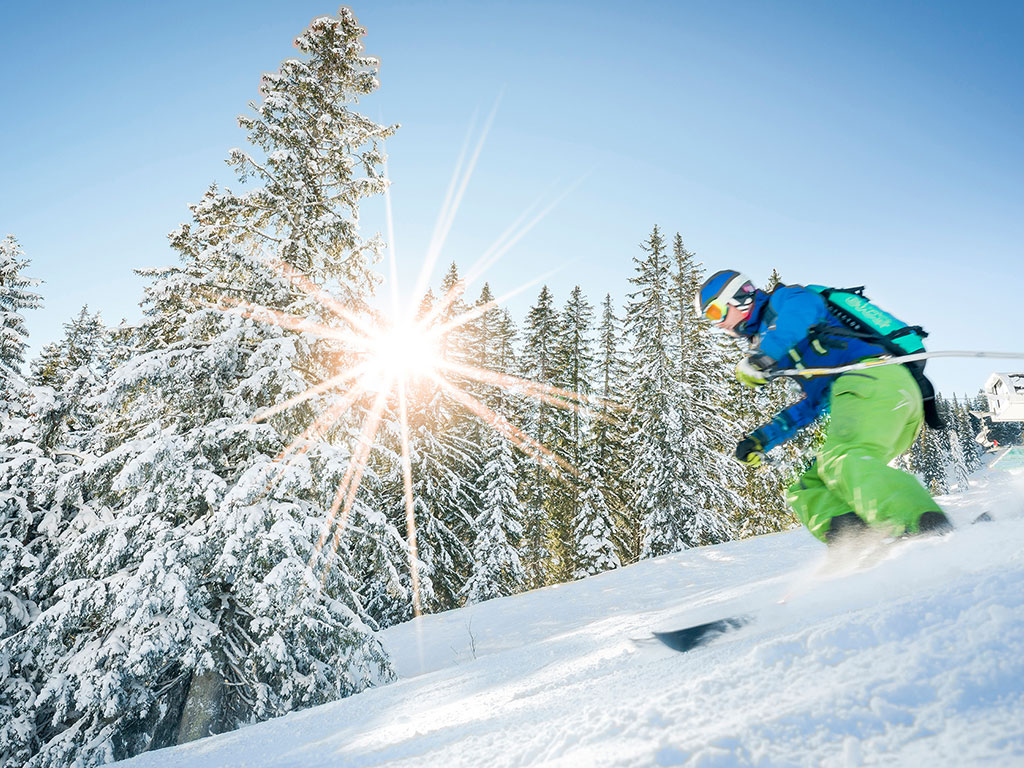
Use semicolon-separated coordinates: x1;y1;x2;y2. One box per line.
115;468;1024;767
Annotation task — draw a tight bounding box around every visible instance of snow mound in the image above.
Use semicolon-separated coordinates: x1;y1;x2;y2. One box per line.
115;469;1024;767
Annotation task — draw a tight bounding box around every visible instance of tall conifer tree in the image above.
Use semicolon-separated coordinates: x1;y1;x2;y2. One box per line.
520;285;560;585
669;235;740;544
548;286;595;579
0;240;56;768
464;292;526;602
571;457;620;577
623;226;692;557
1;13;397;766
29;306;108;459
464;429;527;602
592;294;632;560
0;236;42;392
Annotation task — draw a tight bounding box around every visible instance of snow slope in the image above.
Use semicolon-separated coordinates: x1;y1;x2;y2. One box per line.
115;467;1024;767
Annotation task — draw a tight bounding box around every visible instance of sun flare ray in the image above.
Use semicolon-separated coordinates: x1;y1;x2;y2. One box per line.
310;382;393;577
438;358;621;421
200;110;599;619
430;372;578;479
396;378;423;616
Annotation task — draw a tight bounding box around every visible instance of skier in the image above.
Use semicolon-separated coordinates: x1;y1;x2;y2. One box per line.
695;270;952;545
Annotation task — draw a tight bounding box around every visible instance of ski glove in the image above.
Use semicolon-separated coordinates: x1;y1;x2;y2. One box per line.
735;435;764;468
735;354;775;389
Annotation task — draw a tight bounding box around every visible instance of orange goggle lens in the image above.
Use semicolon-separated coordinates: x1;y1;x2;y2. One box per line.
704;301;728;322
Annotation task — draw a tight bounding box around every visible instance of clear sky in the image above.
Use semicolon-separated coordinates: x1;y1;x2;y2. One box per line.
3;0;1023;397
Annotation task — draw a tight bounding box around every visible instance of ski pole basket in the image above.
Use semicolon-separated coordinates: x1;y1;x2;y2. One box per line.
983;373;1024;422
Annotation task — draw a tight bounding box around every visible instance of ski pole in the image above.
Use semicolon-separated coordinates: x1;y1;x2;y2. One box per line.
768;350;1024;381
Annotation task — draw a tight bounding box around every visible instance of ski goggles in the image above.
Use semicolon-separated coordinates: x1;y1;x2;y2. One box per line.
703;297;731;323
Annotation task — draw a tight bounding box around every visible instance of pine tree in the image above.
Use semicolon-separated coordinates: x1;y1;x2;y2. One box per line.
571;457;620;578
623;226;693;557
29;306;108;459
0;236;42;393
952;395;982;473
904;417;950;495
31;306;106;389
382;379;476;615
0;235;42;535
463;291;527;603
2;13;397;767
519;285;561;586
949;428;971;493
0;240;51;768
464;430;526;602
592;294;631;561
547;286;595;580
670;235;740;545
464;283;496;405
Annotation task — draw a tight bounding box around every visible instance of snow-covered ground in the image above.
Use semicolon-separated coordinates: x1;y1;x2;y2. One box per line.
116;466;1024;767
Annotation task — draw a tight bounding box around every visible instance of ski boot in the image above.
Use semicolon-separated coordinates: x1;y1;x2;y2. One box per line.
823;512;869;548
914;510;953;536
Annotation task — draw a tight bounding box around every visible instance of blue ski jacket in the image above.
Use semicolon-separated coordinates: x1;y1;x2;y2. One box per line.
740;285;891;452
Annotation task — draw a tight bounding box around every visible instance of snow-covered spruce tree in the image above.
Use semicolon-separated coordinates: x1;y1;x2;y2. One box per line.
950;395;982;473
592;294;633;561
0;239;48;768
31;306;107;390
436;265;484;546
464;283;497;410
0;235;44;572
343;489;422;628
377;378;476;616
571;456;619;578
0;236;42;392
464;428;527;602
3;305;112;689
547;286;595;581
903;417;950;495
623;226;693;557
519;285;561;586
29;306;109;459
670;236;740;545
2;12;396;767
462;287;527;603
949;428;971;493
372;269;482;619
926;397;953;494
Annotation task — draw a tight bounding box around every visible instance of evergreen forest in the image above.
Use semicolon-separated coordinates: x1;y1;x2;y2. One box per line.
0;10;1015;768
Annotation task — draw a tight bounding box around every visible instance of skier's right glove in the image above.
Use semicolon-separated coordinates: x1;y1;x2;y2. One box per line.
735;435;764;468
735;354;775;389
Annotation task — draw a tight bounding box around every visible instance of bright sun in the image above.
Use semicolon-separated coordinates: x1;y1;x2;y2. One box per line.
366;318;442;387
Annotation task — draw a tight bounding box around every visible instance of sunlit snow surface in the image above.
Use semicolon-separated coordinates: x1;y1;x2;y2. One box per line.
115;465;1024;767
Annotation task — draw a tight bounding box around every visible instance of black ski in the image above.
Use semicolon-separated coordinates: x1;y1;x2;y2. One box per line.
651;514;993;653
652;614;754;652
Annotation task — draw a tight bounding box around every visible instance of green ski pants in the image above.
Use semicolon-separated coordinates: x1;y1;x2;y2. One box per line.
786;363;941;542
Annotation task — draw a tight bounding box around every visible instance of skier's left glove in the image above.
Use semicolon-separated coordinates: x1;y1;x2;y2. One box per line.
735;435;764;468
735;354;775;389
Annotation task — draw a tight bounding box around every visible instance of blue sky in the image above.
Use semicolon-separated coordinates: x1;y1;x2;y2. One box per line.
3;1;1023;396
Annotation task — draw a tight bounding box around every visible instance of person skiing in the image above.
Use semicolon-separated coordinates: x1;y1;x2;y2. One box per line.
695;270;952;545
